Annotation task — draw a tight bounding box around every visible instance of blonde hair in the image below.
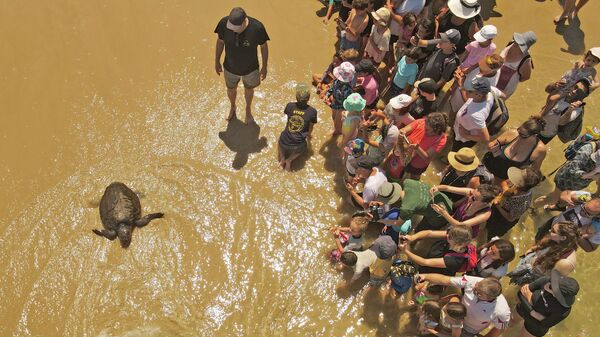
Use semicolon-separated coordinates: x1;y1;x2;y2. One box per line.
350;215;369;232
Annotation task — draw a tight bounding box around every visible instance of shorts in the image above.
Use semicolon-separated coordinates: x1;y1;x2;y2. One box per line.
451;139;477;152
224;68;261;89
340;36;362;51
279;140;307;157
405;163;427;176
516;302;550;337
388;82;403;97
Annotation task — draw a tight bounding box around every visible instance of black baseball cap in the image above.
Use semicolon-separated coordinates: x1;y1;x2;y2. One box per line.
227;7;247;30
551;270;579;307
416;78;438;94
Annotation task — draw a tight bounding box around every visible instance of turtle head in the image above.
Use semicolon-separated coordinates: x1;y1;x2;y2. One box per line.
117;224;133;248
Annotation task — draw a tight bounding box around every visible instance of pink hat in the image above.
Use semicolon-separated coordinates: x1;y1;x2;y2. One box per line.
333;62;356;83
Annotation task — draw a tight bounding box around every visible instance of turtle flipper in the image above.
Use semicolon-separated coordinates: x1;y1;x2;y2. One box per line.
135;212;164;228
92;229;118;240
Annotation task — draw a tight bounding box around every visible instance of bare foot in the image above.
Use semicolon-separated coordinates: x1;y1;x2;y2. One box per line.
226;105;236;121
553;14;567;24
284;160;292;172
279;160;285;169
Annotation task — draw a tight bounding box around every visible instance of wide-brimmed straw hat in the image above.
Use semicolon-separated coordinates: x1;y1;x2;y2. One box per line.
448;148;479;171
448;0;481;19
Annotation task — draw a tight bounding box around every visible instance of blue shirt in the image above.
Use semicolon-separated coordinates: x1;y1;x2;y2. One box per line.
393;56;418;89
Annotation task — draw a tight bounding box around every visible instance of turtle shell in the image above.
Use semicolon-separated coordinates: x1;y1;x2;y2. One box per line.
99;182;142;229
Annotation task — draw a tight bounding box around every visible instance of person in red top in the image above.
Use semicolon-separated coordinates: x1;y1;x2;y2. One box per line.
400;112;449;180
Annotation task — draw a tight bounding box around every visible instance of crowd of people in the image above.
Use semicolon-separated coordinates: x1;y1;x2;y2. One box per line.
214;1;599;336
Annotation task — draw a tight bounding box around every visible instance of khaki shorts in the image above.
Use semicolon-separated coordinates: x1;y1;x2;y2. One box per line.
224;69;260;89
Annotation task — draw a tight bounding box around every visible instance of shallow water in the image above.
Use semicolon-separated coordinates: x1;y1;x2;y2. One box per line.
0;0;599;336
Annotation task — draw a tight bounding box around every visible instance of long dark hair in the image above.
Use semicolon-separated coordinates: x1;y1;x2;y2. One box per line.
478;238;515;269
534;221;579;272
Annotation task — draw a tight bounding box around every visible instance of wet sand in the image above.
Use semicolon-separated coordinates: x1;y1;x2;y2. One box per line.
0;0;599;336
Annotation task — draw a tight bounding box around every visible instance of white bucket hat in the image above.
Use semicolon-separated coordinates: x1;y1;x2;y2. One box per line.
447;0;481;19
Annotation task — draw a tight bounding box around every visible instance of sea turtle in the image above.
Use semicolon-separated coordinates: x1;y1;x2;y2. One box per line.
92;182;164;248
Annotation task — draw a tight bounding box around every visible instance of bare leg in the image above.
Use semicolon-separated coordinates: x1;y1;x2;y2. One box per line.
533;188;562;208
284;152;302;171
332;109;343;135
555;0;576;23
574;0;589;16
226;87;237;121
244;87;255;124
278;144;286;169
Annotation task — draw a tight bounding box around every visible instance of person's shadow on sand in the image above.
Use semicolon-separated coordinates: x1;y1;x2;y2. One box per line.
556;16;586;55
218;117;268;170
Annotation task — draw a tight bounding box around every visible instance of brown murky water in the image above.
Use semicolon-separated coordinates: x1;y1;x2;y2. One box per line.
1;0;599;336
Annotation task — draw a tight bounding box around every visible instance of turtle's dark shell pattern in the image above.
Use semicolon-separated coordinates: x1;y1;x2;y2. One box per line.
99;182;142;230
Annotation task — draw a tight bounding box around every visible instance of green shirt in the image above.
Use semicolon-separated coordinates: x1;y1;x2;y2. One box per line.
392;179;453;228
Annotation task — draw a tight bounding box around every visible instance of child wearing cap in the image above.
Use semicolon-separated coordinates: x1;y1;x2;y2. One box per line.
459;25;498;74
364;7;391;64
278;84;318;171
326;61;356;135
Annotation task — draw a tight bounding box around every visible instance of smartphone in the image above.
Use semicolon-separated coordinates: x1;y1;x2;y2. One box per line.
336;17;347;30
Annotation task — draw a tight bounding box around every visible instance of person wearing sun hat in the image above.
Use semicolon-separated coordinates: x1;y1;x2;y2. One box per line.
486;167;543;240
364;7;392;64
516;269;579;337
374;178;453;231
441;148;491;203
340;93;367;150
383;93;415;128
460;25;498;73
436;0;482;55
214;7;270;124
495;31;536;99
327;61;356;135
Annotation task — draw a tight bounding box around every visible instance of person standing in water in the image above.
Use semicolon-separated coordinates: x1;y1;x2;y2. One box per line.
214;7;270;124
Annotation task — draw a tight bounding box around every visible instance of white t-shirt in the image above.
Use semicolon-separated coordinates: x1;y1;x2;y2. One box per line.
389;0;426;36
352;249;377;281
453;88;501;142
363;167;388;205
450;275;511;334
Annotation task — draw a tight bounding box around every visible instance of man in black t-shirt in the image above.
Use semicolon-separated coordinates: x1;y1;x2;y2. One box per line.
278;84;318;171
214;7;270;124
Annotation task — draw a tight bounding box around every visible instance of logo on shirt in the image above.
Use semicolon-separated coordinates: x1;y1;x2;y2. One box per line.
287;115;305;133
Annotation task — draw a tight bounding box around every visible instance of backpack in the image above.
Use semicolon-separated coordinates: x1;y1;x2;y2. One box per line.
445;244;478;273
557;106;584;143
486;90;509;137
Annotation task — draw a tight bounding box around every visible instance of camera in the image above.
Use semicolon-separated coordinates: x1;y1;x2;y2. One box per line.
369;205;384;221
